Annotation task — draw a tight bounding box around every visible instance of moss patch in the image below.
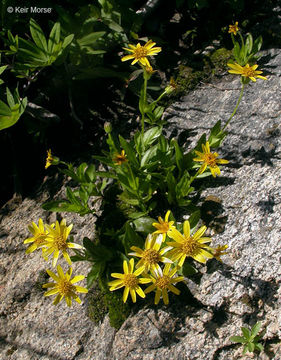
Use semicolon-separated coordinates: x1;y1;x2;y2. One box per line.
86;280;131;330
175;48;232;96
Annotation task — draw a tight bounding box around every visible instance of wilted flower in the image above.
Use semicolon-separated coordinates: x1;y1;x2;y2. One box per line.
112;150;127;165
212;244;229;262
228;22;239;35
45;149;59;169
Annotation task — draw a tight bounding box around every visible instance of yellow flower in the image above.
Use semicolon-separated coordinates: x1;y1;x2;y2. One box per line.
227;63;267;82
24;218;48;254
144;263;184;305
42;265;88;307
43;219;83;267
228;22;239;35
121;40;161;67
45;149;60;169
112;150;127;165
212;244;228;262
167;220;213;266
193;141;229;177
129;234;172;273
108;258;151;303
152;210;176;241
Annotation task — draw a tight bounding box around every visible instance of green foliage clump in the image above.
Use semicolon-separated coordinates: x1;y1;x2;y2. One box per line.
230;322;265;355
209;48;232;70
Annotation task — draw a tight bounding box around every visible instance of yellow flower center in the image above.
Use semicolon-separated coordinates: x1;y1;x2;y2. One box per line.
203;153;217;167
242;67;256;78
157;222;170;233
155;275;170;289
35;233;46;245
123;274;139;289
54;234;67;250
143;249;161;265
133;46;148;59
180;237;198;256
57;279;74;296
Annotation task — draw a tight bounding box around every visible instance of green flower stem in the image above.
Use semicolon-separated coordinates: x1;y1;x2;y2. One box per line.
188;169;201;186
152;90;168;105
231;33;236;47
141;76;148;139
222;83;245;131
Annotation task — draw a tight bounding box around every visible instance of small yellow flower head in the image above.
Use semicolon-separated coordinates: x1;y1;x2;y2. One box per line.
42;265;88;307
193;141;229;177
167;220;214;266
45;149;60;169
145;65;156;75
227;63;267;82
112;150;127;165
212;244;228;262
121;40;161;68
43;219;83;267
228;22;239;35
24;218;48;254
108;258;151;303
129;234;173;273
152;210;176;241
144;263;184;305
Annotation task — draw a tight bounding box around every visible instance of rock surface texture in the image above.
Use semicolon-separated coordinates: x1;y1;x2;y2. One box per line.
0;48;280;360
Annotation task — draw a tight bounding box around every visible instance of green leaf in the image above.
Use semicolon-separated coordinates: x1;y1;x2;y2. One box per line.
0;100;12;116
245;33;253;56
188;210;201;230
0;103;22;130
6;87;15;108
41;200;83;213
242;345;249;355
171;138;184;173
133;216;155;233
230;336;247;344
252;35;262;54
140;145;158;167
182;262;198;276
48;22;61;54
123;222;143;254
87;263;104;288
85;164;96;182
77;31;106;47
142;126;162;149
247;342;255;352
250;322;262;338
241;327;251;340
29;18;48;52
255;343;264;352
0;65;7;76
66;187;82;206
61;34;74;50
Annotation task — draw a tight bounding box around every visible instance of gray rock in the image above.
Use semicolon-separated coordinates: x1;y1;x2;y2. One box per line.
1;48;281;360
